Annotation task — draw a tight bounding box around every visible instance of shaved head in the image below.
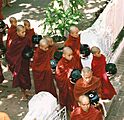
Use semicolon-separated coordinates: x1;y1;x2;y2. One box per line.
70;26;79;33
24;19;30;26
17;25;24;32
63;47;73;55
91;46;100;54
39;39;49;51
9;17;17;23
78;95;90;103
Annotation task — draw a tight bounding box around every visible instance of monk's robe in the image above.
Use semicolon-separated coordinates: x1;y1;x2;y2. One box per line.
0;61;4;83
55;57;81;111
48;44;58;59
64;34;83;70
6;25;17;49
74;76;101;101
0;0;4;20
25;29;35;47
70;106;103;120
91;54;116;100
6;34;31;90
32;47;57;98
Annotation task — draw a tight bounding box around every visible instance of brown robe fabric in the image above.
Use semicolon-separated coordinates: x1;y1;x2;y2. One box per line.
91;54;116;100
74;76;102;101
64;34;83;70
25;28;35;47
0;0;4;20
55;57;81;111
32;47;57;98
6;34;31;90
6;25;17;49
70;106;103;120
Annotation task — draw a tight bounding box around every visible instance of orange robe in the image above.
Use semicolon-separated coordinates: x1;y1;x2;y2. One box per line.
25;29;35;47
65;34;83;70
91;54;116;100
32;47;57;97
70;106;103;120
6;34;31;90
55;57;81;111
6;25;17;49
74;76;101;101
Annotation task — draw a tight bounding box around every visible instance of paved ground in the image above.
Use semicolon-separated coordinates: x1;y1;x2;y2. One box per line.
1;0;122;120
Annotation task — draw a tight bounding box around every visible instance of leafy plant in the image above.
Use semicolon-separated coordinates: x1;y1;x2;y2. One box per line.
43;0;85;38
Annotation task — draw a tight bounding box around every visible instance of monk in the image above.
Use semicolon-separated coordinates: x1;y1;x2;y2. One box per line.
6;17;17;49
91;46;117;100
55;47;81;111
0;61;4;83
0;112;10;120
64;26;82;70
74;67;102;101
23;20;35;47
32;39;57;98
70;95;103;120
44;36;57;59
6;25;32;100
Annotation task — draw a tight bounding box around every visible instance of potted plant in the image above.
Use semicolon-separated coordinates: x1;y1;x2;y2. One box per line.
43;0;85;42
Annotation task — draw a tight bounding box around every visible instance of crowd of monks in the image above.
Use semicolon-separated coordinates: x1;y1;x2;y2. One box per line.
0;8;117;119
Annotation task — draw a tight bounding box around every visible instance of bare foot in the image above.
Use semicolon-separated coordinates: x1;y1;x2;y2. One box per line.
25;89;33;97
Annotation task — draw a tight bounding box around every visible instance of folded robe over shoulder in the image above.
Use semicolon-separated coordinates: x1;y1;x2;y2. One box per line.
74;76;102;101
70;106;103;120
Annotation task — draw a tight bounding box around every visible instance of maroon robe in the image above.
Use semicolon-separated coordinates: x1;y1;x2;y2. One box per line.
70;106;103;120
6;25;17;49
25;28;35;47
6;34;31;90
48;44;57;59
0;61;4;83
65;34;82;70
74;76;102;101
0;0;4;20
32;47;57;97
91;54;116;100
55;57;81;111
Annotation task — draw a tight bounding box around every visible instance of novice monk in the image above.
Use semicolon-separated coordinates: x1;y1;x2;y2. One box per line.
55;47;81;111
74;67;102;101
43;36;58;59
91;46;116;100
70;95;103;120
23;19;35;47
32;39;57;97
65;26;82;70
6;17;17;49
6;25;32;100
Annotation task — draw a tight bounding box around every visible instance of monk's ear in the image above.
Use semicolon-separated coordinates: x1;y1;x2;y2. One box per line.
78;102;81;106
62;54;65;58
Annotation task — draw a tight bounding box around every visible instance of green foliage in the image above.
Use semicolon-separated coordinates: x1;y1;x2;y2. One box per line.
112;27;124;52
43;0;85;37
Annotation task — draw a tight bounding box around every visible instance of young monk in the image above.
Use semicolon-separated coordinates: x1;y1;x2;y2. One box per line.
55;47;81;111
70;95;103;120
6;25;32;100
6;17;17;49
43;36;58;59
32;39;57;98
64;26;83;70
74;67;102;101
23;19;35;47
91;46;117;100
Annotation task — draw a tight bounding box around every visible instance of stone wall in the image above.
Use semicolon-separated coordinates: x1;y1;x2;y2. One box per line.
80;0;124;64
